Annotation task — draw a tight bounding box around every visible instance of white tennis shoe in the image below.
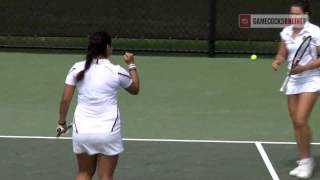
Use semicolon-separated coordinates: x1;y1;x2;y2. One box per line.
289;158;315;179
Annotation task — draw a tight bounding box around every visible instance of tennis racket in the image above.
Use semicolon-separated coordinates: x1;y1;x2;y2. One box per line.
56;123;73;137
280;35;312;92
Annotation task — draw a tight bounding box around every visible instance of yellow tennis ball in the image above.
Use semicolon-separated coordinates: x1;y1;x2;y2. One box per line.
250;54;258;61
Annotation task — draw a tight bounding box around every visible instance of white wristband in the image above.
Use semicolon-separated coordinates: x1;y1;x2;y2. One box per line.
128;64;136;70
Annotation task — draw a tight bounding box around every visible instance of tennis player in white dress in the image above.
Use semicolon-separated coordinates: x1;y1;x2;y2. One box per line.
57;32;139;180
272;0;320;178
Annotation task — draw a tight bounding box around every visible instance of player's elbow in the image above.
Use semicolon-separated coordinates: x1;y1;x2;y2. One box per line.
126;86;139;95
126;83;140;95
129;88;140;95
132;90;140;95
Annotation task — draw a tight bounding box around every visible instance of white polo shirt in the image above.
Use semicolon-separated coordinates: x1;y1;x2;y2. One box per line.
280;22;320;80
65;58;132;133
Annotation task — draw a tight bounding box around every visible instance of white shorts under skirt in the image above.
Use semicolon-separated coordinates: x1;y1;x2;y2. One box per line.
72;130;124;156
280;75;320;95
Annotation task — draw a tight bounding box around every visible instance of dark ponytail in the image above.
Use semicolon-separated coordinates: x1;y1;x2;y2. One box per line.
76;32;112;82
292;0;311;15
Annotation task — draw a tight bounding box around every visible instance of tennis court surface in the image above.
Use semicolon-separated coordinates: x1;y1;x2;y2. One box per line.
1;52;320;179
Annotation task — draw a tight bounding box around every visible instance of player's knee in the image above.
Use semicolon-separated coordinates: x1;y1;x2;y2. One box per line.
293;119;308;128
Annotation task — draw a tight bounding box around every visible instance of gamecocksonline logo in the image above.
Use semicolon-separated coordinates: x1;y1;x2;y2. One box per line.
239;14;309;28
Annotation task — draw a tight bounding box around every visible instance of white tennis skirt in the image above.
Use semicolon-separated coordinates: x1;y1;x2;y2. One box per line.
280;75;320;95
72;130;124;156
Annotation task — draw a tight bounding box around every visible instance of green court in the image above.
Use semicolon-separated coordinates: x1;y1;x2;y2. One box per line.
1;52;320;179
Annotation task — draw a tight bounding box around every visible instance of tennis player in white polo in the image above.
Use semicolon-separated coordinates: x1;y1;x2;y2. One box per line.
57;32;139;180
272;0;320;178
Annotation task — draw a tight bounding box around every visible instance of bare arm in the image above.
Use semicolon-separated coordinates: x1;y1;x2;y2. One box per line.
58;84;76;125
272;40;288;71
123;52;140;95
290;60;320;74
303;59;320;70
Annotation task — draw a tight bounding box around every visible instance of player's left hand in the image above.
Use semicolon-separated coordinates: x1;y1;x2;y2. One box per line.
56;124;67;134
290;65;308;75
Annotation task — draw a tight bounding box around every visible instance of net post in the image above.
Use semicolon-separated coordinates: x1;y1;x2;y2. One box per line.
208;0;216;57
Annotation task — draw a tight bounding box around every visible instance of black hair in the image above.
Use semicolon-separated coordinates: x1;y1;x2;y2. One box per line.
76;32;112;82
292;0;311;15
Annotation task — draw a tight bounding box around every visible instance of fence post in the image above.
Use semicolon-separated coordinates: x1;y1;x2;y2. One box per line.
208;0;216;56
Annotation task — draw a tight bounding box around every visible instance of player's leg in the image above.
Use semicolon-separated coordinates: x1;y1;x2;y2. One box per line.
97;154;119;180
295;92;317;159
76;153;97;180
289;92;317;178
288;94;301;177
288;94;300;145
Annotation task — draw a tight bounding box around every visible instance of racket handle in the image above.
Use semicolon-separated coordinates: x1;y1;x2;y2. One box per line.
56;127;64;137
56;123;73;137
280;76;290;92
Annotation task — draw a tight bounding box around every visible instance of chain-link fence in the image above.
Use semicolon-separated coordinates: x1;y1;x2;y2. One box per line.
1;0;320;55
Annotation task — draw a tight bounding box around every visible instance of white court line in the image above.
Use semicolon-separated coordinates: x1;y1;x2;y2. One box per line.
1;135;320;145
255;142;280;180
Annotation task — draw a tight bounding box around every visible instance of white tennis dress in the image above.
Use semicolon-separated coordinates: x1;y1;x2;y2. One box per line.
280;22;320;95
65;58;132;155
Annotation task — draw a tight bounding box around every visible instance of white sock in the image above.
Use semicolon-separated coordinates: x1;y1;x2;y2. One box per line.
300;157;314;164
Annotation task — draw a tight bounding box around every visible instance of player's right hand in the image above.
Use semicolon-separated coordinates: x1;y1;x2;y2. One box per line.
123;52;134;65
272;61;281;71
